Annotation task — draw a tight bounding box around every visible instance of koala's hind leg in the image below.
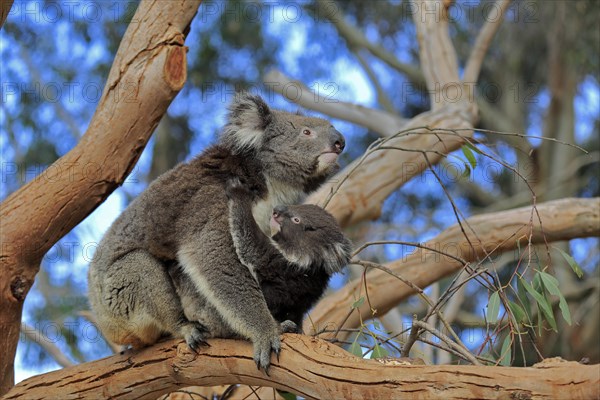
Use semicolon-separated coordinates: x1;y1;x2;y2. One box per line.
89;250;208;351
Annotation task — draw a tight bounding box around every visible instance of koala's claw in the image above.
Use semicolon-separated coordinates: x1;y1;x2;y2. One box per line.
253;333;281;375
279;320;298;334
183;322;210;353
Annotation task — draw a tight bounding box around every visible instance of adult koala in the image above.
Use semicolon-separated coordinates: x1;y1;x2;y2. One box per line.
88;93;345;371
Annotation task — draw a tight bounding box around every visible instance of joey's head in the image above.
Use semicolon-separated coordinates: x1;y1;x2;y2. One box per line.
220;92;345;193
269;204;351;275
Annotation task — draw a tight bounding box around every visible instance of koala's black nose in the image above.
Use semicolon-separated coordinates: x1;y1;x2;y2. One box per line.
330;128;345;154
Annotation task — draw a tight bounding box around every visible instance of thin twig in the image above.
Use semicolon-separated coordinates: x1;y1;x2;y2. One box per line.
21;322;75;368
412;320;481;366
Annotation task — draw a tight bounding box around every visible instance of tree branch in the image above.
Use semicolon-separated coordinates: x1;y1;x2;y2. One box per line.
0;0;12;29
354;49;396;113
463;0;512;83
307;197;600;336
304;0;478;227
20;323;75;368
5;337;599;399
314;0;426;88
264;69;405;137
307;113;474;228
0;0;202;394
412;0;461;110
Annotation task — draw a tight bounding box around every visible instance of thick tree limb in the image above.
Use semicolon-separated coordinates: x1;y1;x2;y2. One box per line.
5;336;599;400
413;0;461;111
264;69;405;137
307;197;600;336
303;0;478;228
307;107;474;227
463;0;512;83
0;0;202;394
0;0;12;29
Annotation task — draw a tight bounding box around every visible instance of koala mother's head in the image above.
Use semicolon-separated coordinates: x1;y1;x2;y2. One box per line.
221;92;345;193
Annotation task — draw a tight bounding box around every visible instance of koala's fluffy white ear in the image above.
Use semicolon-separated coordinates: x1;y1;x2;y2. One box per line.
222;93;272;153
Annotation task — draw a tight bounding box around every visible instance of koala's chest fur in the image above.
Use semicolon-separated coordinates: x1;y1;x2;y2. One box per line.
252;177;307;235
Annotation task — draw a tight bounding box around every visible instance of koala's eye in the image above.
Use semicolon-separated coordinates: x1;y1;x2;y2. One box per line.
302;129;312;136
292;216;301;224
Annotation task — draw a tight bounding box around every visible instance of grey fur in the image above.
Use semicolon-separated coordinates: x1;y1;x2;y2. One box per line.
87;93;345;372
225;178;352;329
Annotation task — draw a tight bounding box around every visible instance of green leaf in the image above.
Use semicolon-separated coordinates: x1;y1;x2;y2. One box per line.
486;291;501;324
462;163;471;177
555;247;584;278
277;391;298;400
352;297;365;309
373;321;381;330
465;141;484;155
520;277;557;331
538;271;572;325
507;300;526;324
370;343;389;359
500;335;512;366
541;288;558;331
533;273;542;291
349;340;363;357
461;145;478;169
517;278;532;318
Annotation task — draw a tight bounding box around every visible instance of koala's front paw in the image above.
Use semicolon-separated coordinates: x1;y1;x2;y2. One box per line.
181;321;210;353
225;177;252;199
252;330;281;375
279;320;299;334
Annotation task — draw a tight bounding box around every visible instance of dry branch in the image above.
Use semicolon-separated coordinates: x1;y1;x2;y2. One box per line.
0;0;202;393
307;197;600;336
5;336;599;400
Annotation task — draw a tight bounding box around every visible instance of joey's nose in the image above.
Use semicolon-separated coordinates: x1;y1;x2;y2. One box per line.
330;128;345;154
273;206;288;222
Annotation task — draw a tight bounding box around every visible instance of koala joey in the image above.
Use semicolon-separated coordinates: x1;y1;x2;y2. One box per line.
225;178;352;330
87;93;345;372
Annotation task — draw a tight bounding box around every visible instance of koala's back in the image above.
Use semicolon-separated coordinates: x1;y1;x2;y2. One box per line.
95;145;266;267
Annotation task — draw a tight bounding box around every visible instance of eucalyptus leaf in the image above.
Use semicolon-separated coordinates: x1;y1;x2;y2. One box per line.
500;335;512;366
277;391;298;400
520;277;557;331
538;271;572;325
507;300;526;324
487;291;501;324
352;297;365;309
461;145;478;169
555;247;584;278
370;343;389;359
349;340;363;357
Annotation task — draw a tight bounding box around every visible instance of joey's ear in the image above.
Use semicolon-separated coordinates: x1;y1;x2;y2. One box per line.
221;92;272;153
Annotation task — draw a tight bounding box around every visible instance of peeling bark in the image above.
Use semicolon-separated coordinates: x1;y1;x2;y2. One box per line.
0;0;202;394
5;337;599;400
